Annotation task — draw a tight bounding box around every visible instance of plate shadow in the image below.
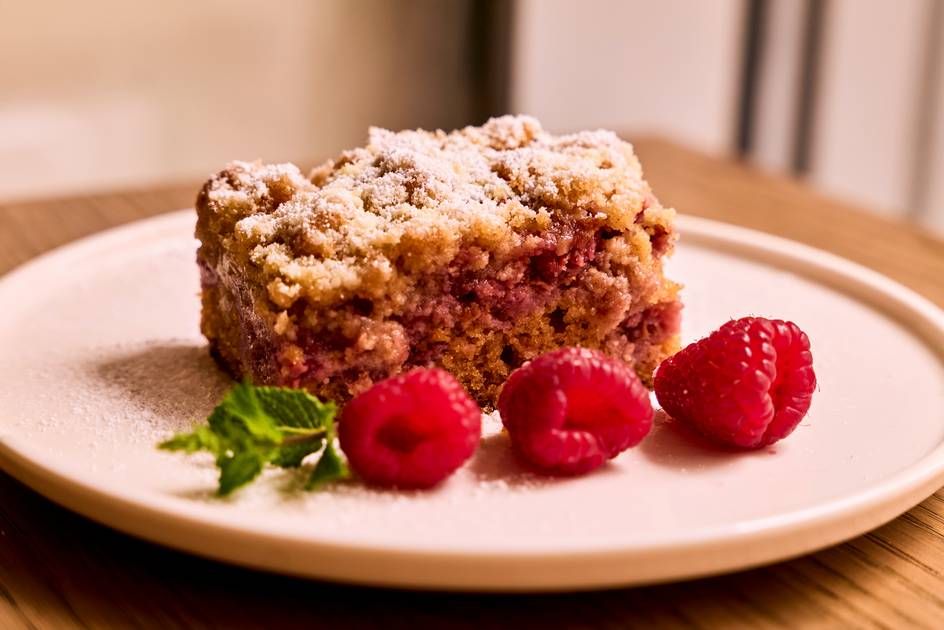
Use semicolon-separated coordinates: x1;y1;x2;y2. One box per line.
91;340;233;432
638;410;764;471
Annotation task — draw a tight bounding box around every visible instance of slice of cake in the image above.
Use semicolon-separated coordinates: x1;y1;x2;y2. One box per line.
195;115;680;407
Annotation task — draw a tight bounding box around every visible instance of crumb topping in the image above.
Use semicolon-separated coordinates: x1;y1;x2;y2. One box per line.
200;115;669;308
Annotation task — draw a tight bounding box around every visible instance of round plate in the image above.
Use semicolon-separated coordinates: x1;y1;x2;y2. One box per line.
1;210;943;592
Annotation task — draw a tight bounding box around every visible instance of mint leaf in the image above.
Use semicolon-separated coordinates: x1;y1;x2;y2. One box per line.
159;425;219;454
158;382;349;495
218;450;267;496
219;381;283;442
254;386;336;431
262;386;335;467
306;442;348;490
271;434;326;468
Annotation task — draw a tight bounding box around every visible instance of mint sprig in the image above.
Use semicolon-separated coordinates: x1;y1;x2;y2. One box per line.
159;382;349;496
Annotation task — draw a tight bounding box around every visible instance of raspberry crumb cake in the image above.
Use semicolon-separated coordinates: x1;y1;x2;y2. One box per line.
195;115;681;407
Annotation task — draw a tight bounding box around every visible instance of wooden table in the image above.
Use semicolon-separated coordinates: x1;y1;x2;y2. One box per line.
2;139;943;629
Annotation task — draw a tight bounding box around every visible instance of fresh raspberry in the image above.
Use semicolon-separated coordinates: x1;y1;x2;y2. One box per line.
654;317;816;448
338;368;481;489
497;347;653;475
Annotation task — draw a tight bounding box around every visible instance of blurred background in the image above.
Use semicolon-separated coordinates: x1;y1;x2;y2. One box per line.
2;0;943;234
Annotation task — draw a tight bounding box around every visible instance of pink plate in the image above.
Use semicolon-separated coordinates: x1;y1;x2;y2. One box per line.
1;211;942;591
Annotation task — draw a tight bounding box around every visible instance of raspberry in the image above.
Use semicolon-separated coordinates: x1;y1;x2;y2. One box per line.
338;368;481;489
654;317;816;448
497;347;653;475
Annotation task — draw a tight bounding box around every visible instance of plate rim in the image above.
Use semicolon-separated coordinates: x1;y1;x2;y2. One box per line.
1;209;943;591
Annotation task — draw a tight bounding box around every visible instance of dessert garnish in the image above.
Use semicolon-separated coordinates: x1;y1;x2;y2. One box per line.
159;382;348;495
498;347;653;475
338;368;481;489
654;317;816;448
159;317;816;494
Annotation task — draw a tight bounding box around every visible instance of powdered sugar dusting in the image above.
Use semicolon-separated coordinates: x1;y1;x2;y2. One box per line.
200;115;666;308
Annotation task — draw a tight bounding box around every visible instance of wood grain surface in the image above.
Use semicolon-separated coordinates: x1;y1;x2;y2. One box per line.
1;139;943;629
